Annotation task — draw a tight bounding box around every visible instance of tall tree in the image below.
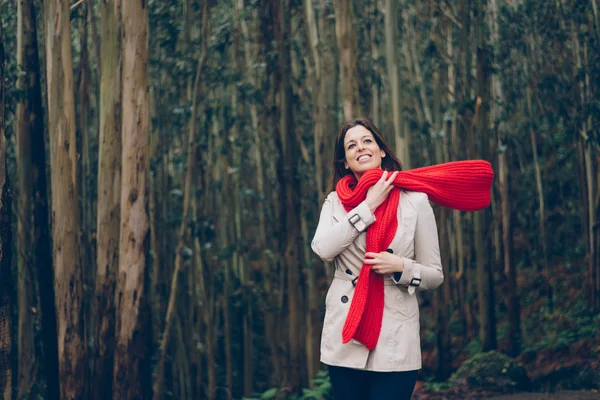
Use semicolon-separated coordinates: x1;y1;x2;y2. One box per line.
474;0;496;351
0;20;15;400
333;0;360;120
16;0;40;396
272;0;305;391
94;1;122;399
44;0;86;397
112;0;151;397
490;0;519;355
385;0;409;168
16;2;60;397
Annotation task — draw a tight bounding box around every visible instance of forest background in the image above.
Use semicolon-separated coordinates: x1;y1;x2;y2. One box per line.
0;0;599;399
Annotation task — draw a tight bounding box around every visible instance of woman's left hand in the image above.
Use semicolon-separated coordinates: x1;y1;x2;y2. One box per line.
364;251;404;275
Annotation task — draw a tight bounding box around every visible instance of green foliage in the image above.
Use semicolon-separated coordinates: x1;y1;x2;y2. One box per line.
450;351;530;394
522;311;600;355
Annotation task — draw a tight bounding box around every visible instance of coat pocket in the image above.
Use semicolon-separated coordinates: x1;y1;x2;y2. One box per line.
386;286;419;320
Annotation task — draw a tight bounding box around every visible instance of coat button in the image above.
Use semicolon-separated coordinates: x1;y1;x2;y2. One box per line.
341;295;349;303
345;269;353;275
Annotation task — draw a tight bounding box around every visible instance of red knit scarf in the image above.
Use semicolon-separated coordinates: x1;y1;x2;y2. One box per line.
336;160;494;350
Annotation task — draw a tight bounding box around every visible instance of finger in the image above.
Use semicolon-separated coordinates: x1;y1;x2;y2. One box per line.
385;171;397;186
365;252;379;258
379;171;388;182
364;258;377;264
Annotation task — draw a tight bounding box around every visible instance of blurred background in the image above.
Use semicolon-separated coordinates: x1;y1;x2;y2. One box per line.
0;0;599;399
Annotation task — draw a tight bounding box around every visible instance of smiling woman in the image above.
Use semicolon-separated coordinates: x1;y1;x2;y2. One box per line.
315;118;430;400
313;118;493;400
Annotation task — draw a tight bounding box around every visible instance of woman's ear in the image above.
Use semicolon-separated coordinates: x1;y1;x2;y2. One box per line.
381;149;386;158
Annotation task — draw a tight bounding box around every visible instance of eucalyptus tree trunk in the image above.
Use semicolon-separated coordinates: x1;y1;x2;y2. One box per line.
319;0;338;170
304;0;327;201
302;0;326;378
75;5;94;394
76;0;94;295
113;0;151;397
274;0;304;390
490;0;519;355
304;0;333;306
432;66;452;379
369;0;380;127
474;0;496;352
582;42;597;310
0;24;15;399
385;0;409;168
526;39;552;312
591;0;600;41
44;1;86;397
211;89;234;395
333;0;360;120
406;9;433;133
153;3;209;396
16;0;40;396
446;17;469;337
94;1;121;398
17;3;60;397
191;193;216;400
230;5;254;394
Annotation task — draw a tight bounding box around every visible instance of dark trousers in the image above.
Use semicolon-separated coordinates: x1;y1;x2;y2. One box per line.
328;365;419;400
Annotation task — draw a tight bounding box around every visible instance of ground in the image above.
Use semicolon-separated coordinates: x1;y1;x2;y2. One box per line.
413;390;600;399
488;391;600;400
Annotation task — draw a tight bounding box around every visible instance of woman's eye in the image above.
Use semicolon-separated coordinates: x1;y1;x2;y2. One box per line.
364;139;372;143
347;144;355;149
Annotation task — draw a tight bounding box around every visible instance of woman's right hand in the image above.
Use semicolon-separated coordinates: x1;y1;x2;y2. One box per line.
365;170;399;212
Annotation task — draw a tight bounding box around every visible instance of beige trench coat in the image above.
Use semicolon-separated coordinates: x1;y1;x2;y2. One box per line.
311;190;443;372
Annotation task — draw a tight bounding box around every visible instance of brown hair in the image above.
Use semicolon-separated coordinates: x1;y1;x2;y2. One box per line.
328;118;403;193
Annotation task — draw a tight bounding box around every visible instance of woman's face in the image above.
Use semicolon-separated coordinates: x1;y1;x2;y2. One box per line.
343;125;386;180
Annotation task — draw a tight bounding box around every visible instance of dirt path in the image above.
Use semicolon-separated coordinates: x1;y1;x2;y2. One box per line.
488;391;600;400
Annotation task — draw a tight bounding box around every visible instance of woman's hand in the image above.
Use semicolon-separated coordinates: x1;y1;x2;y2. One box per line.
365;171;399;212
364;251;404;275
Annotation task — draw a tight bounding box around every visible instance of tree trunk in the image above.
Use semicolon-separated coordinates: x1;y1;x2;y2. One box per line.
0;23;15;399
75;9;95;385
319;0;338;183
591;0;600;41
333;0;360;120
16;0;40;396
112;0;151;397
526;37;552;312
369;0;380;127
474;0;496;352
94;1;122;398
579;40;597;309
18;2;61;397
304;0;326;200
44;1;86;397
191;192;216;399
386;0;409;168
490;0;520;355
273;0;303;390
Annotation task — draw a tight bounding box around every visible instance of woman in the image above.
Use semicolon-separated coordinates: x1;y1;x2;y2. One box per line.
311;118;443;400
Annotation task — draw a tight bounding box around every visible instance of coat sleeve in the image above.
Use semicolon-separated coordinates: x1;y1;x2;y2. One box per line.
311;193;376;262
392;193;444;294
